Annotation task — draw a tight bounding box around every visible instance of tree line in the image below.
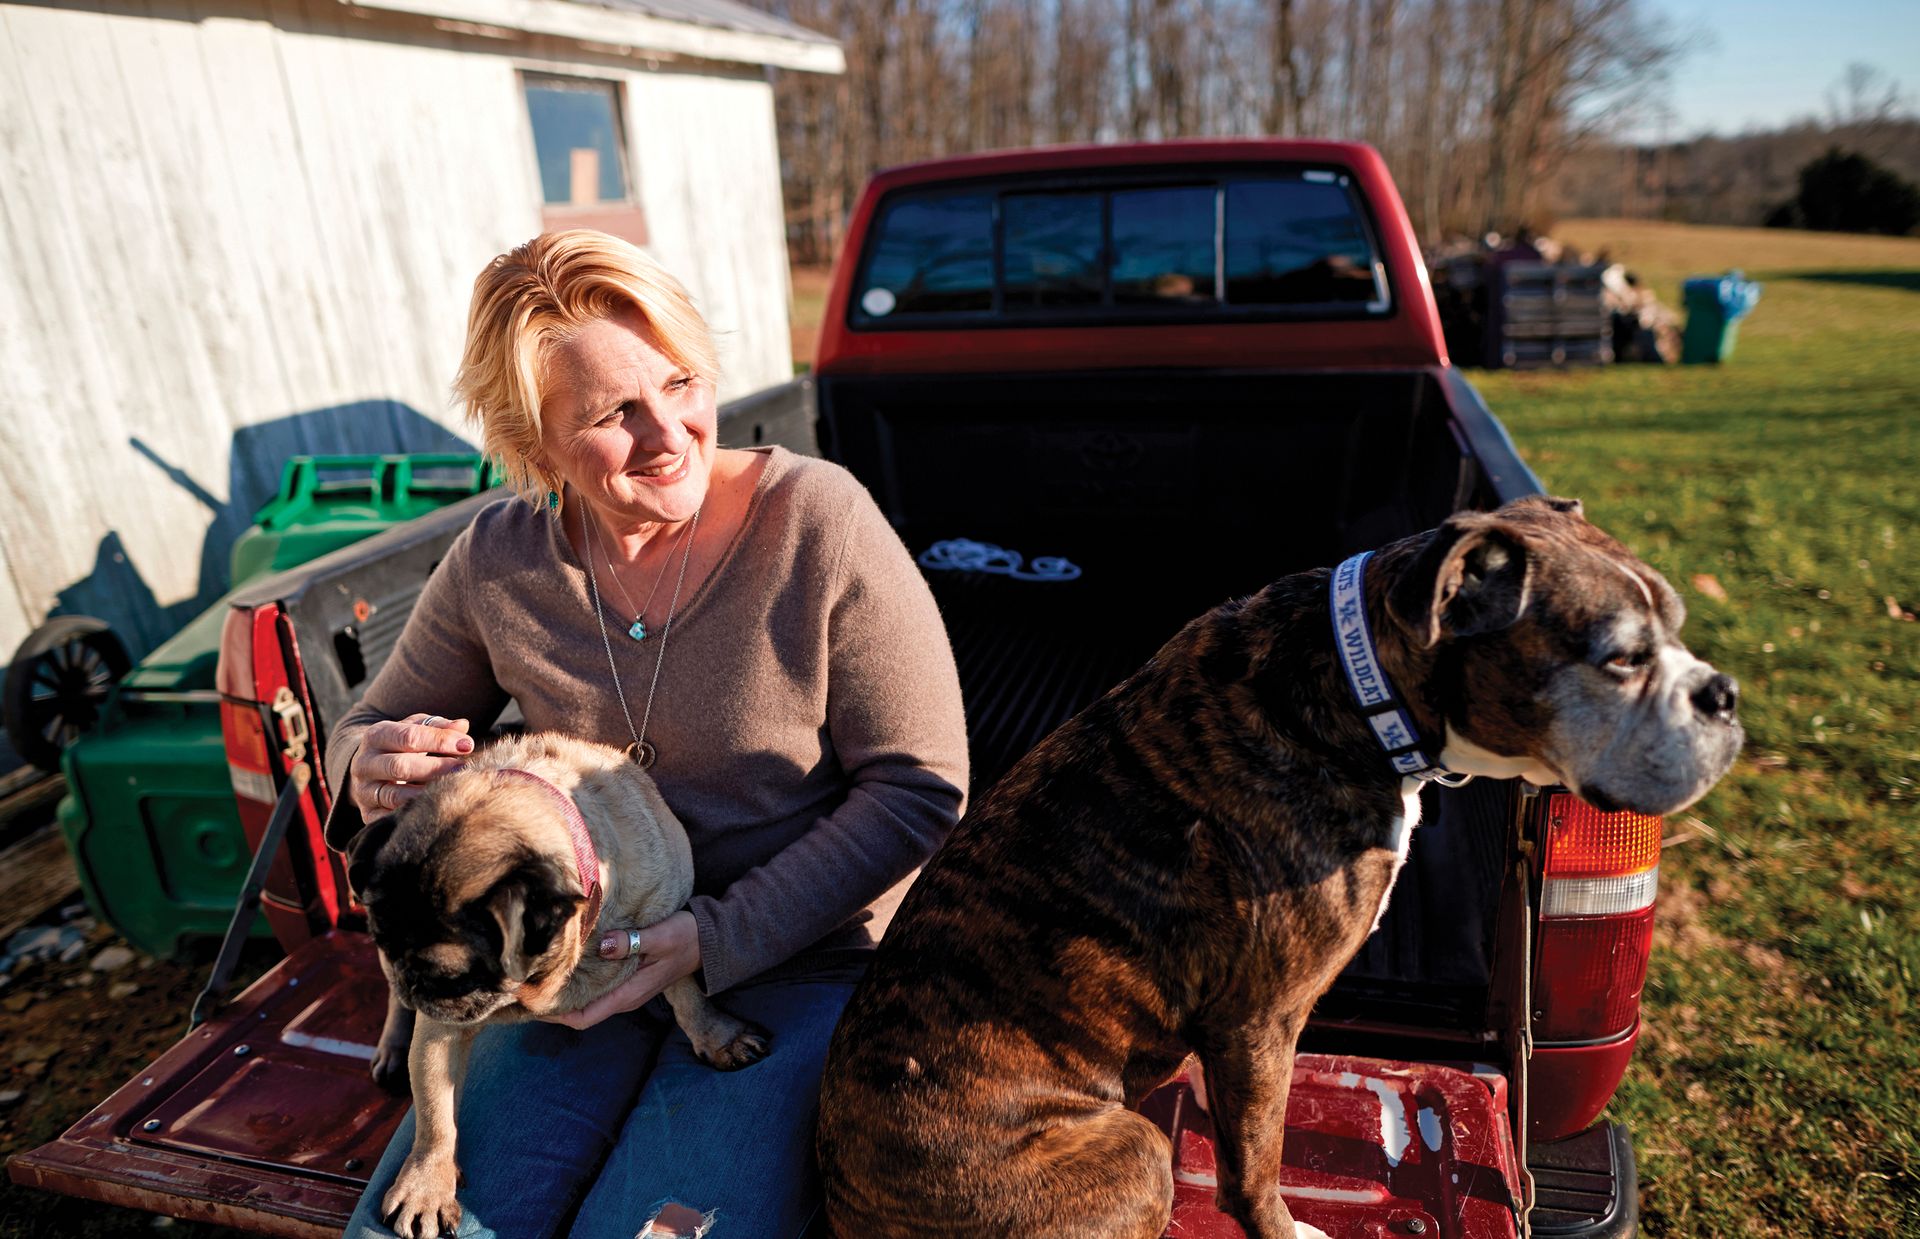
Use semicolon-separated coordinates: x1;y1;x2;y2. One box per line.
1552;64;1920;232
749;0;1682;264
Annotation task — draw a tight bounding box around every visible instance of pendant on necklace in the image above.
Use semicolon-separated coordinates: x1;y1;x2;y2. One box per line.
626;740;657;769
627;617;649;642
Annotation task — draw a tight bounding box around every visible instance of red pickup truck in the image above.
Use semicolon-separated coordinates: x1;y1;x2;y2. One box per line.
14;141;1645;1238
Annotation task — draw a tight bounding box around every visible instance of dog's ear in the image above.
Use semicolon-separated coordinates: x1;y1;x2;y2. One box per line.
1512;494;1584;521
1389;515;1533;649
345;815;400;902
487;861;584;983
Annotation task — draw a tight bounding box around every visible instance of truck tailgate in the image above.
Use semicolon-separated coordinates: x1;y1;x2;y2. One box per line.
14;935;1518;1237
8;932;401;1237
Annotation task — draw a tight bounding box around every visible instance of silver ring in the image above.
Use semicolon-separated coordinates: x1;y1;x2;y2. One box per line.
420;714;447;729
626;928;643;957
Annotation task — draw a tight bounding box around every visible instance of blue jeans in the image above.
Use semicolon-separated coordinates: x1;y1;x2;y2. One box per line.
344;973;856;1238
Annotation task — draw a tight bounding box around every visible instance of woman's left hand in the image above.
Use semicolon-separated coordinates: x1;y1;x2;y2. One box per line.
541;910;701;1031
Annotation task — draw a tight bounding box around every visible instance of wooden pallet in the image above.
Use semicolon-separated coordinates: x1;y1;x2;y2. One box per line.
0;772;79;941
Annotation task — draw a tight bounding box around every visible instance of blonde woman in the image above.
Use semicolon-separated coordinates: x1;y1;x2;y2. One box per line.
328;230;968;1237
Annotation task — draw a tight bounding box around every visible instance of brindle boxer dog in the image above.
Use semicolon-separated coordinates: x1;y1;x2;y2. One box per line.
817;496;1741;1239
346;732;770;1239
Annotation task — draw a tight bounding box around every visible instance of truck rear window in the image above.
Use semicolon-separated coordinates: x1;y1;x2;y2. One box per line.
851;170;1389;327
859;191;995;315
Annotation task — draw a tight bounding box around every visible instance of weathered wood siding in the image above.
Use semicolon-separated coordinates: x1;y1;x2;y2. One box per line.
0;0;794;660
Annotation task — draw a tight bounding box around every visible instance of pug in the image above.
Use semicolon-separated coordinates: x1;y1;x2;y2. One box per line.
346;731;771;1239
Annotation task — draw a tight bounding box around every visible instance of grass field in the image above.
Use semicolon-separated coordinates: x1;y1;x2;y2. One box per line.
791;264;832;370
1475;219;1920;1236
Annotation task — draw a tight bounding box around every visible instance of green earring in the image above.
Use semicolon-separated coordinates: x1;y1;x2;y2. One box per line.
547;489;560;511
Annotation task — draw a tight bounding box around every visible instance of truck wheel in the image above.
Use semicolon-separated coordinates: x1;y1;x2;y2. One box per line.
4;616;131;771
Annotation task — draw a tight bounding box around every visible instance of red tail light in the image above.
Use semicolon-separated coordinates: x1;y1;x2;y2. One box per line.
214;608;254;697
221;700;276;804
1533;794;1660;1043
218;608;276;804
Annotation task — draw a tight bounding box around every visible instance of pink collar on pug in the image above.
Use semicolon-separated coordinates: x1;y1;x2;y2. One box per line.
494;768;601;909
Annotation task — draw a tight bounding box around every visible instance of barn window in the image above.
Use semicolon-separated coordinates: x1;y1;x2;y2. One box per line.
523;73;649;247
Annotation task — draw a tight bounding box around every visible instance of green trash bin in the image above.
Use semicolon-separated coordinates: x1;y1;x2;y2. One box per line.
1681;272;1762;365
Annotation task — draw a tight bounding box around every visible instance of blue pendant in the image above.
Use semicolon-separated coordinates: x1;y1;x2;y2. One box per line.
628;617;649;641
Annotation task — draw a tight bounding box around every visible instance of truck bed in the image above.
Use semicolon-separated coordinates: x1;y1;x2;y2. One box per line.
819;368;1483;610
821;366;1524;1037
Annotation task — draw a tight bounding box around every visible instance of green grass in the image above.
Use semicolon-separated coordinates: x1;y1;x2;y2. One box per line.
1476;219;1920;1236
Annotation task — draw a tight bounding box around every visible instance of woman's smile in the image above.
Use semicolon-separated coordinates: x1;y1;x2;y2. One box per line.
627;450;690;482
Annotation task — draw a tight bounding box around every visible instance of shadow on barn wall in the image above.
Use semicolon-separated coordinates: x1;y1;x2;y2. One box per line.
49;399;473;664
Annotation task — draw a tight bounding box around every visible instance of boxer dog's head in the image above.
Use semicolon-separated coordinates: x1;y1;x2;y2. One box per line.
1385;495;1742;815
346;772;587;1025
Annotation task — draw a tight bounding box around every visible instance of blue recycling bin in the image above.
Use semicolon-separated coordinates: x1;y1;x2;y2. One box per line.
1681;271;1762;364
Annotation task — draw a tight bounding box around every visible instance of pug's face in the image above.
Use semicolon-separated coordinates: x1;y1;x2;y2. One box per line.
346;772;587;1025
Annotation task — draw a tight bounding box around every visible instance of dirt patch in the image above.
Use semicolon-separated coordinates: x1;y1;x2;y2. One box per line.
790;265;833;369
1654;873;1727;959
1651;871;1821;1015
0;908;277;1238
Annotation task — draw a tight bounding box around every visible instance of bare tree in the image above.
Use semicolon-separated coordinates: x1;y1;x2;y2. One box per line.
751;0;1684;261
1483;0;1681;232
1829;63;1910;130
1363;0;1398;149
1052;0;1121;142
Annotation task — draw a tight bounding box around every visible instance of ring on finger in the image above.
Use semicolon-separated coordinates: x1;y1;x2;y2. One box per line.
627;928;643;958
421;714;447;729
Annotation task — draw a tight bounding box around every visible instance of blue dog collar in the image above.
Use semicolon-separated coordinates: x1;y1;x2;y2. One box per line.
1330;552;1466;784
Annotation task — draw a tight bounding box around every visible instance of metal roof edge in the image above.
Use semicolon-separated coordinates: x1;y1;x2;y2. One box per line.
344;0;846;73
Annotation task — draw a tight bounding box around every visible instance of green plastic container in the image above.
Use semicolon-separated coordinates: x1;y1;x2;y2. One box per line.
229;454;494;587
1680;273;1762;365
58;453;491;957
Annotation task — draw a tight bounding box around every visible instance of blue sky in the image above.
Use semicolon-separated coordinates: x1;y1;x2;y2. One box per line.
1652;0;1920;137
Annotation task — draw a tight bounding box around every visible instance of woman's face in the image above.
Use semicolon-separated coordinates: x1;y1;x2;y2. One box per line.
536;306;716;531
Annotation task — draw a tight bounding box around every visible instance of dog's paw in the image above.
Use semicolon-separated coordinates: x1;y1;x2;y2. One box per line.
372;998;415;1095
696;1019;772;1071
370;1038;411;1095
381;1155;461;1238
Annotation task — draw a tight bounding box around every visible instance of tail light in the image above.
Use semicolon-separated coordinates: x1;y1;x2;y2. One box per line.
1533;793;1661;1043
218;608;277;805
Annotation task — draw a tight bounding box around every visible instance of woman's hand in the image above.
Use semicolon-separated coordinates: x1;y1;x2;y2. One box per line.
348;713;474;822
542;910;702;1030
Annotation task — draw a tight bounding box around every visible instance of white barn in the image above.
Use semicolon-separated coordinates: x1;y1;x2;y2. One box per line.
0;0;840;660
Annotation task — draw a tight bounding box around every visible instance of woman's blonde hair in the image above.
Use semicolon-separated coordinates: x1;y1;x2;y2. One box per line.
453;230;720;510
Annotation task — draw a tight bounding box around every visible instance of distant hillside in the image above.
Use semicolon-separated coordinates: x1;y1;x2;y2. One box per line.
1550;119;1920;230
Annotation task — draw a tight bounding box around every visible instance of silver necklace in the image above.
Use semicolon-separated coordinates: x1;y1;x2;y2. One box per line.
601;518;693;641
584;506;700;769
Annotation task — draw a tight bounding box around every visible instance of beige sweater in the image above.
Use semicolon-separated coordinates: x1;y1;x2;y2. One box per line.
323;447;969;994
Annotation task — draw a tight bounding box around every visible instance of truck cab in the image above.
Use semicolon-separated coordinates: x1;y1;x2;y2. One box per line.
13;142;1647;1238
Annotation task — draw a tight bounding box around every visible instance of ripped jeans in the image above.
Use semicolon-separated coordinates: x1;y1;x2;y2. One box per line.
343;970;856;1239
